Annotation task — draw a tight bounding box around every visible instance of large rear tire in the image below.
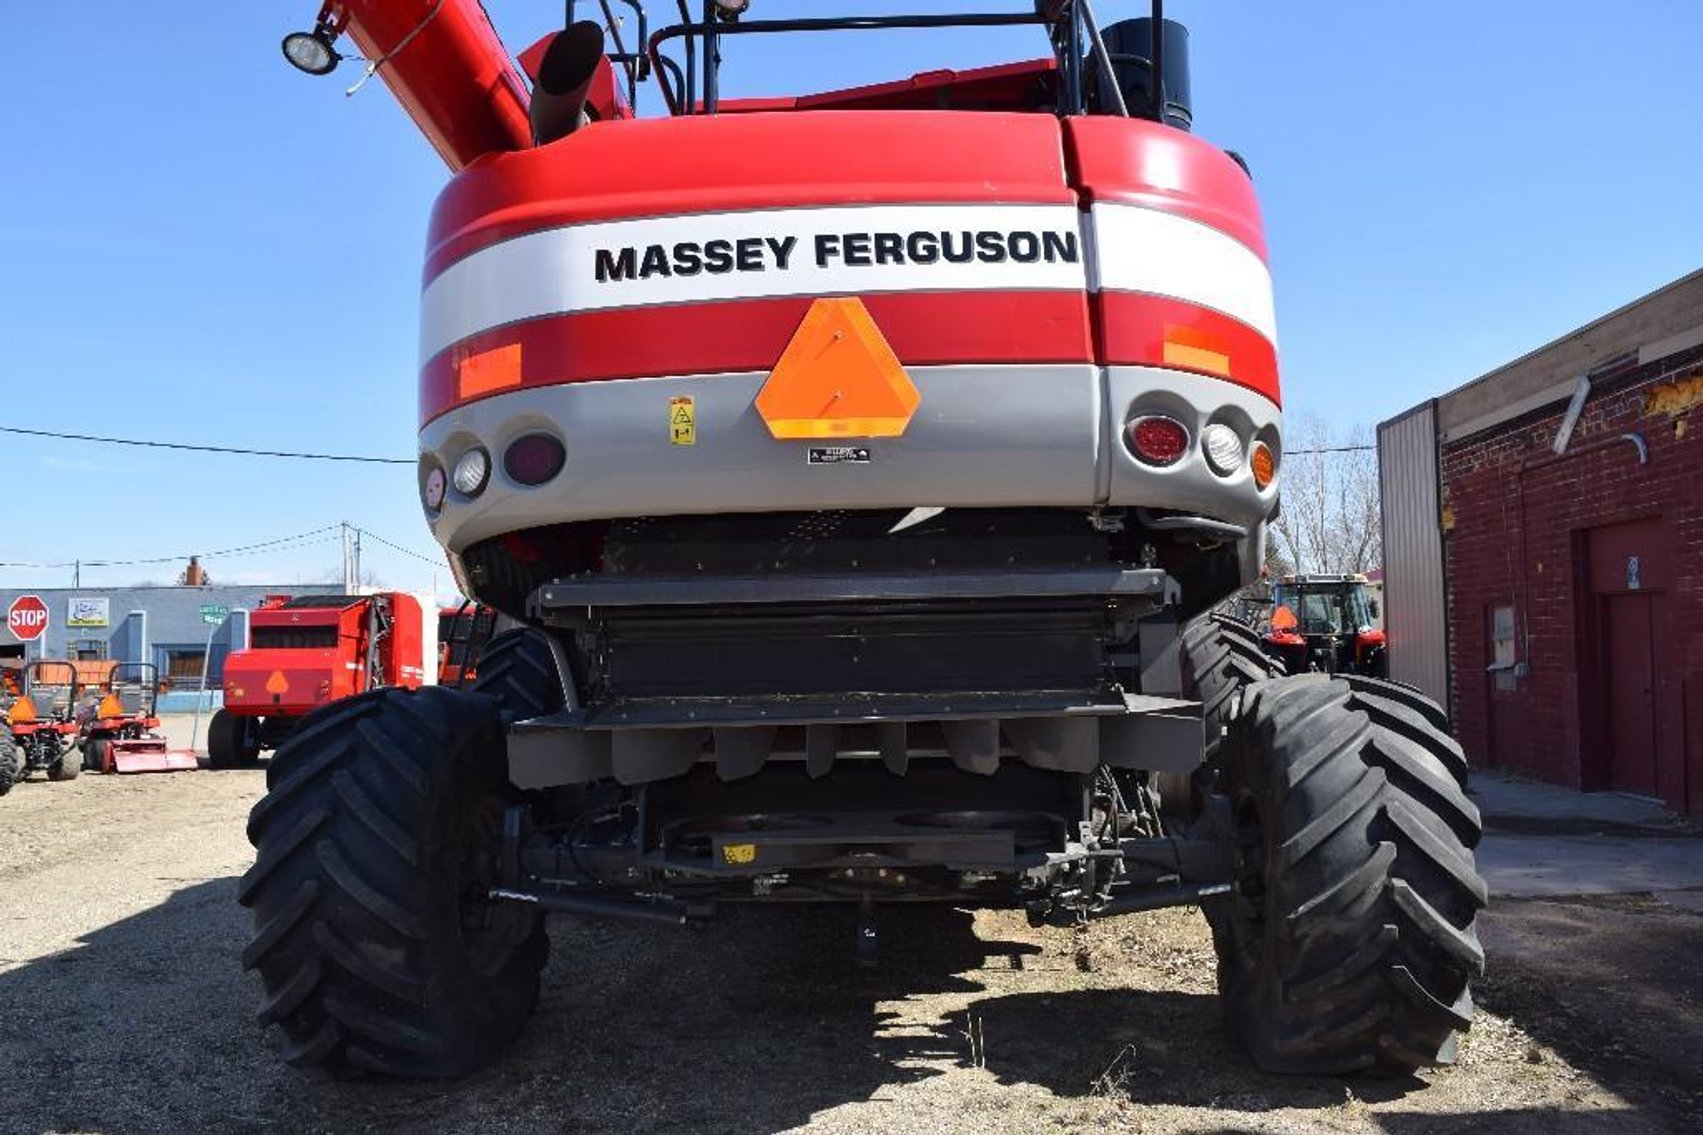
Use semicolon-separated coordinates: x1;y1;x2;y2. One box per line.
1179;612;1282;759
207;709;260;769
0;736;19;796
1206;673;1485;1075
469;628;570;724
238;687;547;1078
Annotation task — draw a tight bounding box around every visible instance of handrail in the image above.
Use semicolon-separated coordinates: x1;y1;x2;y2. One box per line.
649;9;1055;116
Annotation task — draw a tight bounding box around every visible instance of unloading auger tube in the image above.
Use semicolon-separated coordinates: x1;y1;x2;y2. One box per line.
245;0;1484;1081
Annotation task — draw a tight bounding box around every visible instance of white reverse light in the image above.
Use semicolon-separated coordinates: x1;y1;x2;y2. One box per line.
1201;423;1245;476
452;448;491;497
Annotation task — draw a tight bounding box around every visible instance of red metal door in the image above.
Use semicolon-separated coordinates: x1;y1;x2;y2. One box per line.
1603;594;1657;796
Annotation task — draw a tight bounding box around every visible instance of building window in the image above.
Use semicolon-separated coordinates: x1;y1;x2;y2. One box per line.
72;639;107;661
1489;604;1517;692
165;650;206;682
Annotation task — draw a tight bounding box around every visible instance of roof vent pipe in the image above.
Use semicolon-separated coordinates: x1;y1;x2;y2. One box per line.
1097;17;1192;131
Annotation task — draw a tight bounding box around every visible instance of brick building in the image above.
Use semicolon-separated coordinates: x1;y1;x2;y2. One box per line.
1379;270;1703;813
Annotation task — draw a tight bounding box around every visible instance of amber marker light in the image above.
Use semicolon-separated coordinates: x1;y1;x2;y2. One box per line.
1250;441;1277;489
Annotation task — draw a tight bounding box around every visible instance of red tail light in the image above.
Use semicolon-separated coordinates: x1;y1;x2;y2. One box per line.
503;433;567;486
1125;415;1190;466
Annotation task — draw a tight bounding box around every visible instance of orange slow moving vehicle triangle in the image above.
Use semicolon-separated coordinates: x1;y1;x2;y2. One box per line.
755;297;921;439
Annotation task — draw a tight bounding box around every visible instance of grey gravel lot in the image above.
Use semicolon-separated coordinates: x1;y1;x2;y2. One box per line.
2;757;1698;1134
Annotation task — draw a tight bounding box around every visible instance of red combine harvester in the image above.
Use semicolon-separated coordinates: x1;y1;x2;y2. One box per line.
243;1;1483;1080
209;593;433;768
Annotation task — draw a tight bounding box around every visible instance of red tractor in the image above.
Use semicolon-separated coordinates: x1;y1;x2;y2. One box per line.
2;661;86;784
75;662;197;774
1262;573;1388;677
207;593;432;768
242;0;1482;1081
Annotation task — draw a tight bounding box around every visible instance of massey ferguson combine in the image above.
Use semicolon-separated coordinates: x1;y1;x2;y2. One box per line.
244;1;1484;1080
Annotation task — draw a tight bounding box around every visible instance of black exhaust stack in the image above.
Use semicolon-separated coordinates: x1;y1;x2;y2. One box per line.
530;21;607;146
1098;17;1192;131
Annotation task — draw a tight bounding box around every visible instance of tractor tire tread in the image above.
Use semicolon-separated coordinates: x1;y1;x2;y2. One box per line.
470;629;569;724
240;686;547;1079
0;736;19;796
46;745;80;781
1207;673;1486;1076
1179;613;1282;755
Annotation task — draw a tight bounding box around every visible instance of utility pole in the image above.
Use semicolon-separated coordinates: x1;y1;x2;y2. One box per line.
72;560;80;588
353;527;363;592
341;521;355;594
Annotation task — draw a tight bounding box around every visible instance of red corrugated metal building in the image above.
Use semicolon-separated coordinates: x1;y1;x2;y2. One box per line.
1379;270;1703;813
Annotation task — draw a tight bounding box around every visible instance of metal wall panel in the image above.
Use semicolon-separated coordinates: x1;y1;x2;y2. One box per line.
1377;403;1450;713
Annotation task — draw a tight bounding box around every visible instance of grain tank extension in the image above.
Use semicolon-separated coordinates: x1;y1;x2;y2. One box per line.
244;1;1485;1081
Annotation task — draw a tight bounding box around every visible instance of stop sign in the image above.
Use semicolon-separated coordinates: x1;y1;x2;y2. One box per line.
6;595;49;641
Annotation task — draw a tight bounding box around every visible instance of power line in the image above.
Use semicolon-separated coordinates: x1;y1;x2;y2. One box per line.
1288;444;1376;454
3;421;1379;463
351;526;448;567
0;424;412;465
0;527;344;570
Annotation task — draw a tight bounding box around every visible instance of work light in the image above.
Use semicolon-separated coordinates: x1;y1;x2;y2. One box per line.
282;26;342;76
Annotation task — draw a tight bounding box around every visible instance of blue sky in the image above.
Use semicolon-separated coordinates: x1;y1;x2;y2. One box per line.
1;1;1698;591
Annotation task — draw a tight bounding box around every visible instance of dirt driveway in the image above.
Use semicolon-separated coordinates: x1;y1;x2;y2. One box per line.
2;767;1698;1134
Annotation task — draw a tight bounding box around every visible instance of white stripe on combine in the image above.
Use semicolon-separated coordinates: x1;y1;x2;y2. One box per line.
420;203;1087;361
1088;203;1277;343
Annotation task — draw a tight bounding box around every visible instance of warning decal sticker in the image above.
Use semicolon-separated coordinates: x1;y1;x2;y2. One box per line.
669;396;696;446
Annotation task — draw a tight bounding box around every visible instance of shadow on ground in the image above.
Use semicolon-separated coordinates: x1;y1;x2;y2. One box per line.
3;879;1689;1133
1475;893;1703;1130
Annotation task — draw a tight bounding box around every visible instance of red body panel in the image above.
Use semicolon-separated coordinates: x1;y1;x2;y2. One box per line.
221;593;425;719
1063;116;1267;258
422;111;1076;280
1096;291;1279;405
416;98;1279;420
420;290;1093;423
328;0;531;170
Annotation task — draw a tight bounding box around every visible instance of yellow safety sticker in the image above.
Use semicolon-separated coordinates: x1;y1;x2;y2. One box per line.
669;396;696;446
722;842;757;865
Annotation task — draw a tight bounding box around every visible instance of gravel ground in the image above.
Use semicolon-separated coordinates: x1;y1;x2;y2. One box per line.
2;754;1699;1134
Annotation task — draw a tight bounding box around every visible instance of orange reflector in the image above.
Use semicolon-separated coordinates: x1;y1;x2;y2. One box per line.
1271;604;1298;631
1251;442;1277;489
98;694;123;719
457;342;523;399
265;670;291;695
9;696;36;724
755;298;920;439
1162;323;1234;379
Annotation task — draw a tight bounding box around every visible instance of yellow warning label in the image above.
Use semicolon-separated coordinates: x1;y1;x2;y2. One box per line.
669;396;696;446
722;842;756;865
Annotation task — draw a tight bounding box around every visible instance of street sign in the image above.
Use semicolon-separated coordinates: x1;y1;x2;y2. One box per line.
199;604;230;626
6;595;49;641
